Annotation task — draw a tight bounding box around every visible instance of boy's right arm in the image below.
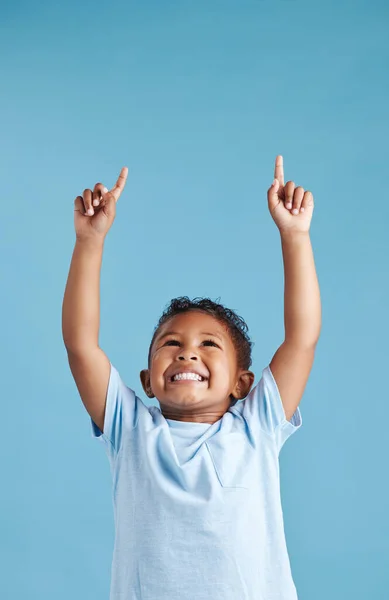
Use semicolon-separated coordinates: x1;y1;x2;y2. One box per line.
62;238;110;433
62;169;128;432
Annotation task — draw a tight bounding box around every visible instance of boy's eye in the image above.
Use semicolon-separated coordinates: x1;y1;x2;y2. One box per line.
202;339;219;347
163;339;219;347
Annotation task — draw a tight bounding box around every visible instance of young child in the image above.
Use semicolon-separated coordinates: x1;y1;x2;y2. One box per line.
62;156;321;599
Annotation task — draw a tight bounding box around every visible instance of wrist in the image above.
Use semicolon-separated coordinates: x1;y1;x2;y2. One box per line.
75;236;105;251
279;229;310;242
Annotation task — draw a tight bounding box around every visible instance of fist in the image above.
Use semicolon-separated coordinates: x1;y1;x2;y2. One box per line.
74;167;128;242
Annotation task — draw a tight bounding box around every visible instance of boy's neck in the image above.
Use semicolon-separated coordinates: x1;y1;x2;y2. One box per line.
160;406;227;424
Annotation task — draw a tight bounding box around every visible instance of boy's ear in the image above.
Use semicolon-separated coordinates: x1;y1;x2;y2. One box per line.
232;370;255;401
140;369;155;398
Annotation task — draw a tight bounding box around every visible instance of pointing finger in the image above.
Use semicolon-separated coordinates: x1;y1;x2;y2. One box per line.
274;155;284;187
110;166;128;202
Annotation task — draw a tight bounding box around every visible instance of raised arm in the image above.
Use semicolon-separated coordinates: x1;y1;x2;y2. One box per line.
62;169;128;431
267;156;321;421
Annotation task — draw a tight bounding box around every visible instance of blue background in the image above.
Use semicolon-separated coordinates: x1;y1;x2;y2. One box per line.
1;1;388;598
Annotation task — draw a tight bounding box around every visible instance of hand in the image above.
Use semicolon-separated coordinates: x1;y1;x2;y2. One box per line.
267;156;314;234
74;167;128;242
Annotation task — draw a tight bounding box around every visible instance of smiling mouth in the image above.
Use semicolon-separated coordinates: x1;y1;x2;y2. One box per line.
168;374;208;383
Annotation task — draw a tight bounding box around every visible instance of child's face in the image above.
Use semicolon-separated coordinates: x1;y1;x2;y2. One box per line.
140;311;254;423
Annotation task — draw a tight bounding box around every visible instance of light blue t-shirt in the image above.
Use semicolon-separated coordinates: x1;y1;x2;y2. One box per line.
91;362;302;600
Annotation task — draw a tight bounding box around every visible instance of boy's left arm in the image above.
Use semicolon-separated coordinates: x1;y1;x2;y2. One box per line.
267;156;322;421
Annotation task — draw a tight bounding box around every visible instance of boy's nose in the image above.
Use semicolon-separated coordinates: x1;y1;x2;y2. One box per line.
177;352;198;361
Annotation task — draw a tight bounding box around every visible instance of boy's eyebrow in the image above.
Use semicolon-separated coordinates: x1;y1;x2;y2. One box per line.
201;332;224;342
156;331;224;342
156;331;178;341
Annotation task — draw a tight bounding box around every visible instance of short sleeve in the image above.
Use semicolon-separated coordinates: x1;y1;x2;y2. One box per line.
90;362;138;457
239;364;302;452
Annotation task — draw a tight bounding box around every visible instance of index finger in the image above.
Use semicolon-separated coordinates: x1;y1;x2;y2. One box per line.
274;155;284;186
110;166;128;201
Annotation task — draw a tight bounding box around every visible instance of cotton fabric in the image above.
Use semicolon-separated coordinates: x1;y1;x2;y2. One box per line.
91;362;302;600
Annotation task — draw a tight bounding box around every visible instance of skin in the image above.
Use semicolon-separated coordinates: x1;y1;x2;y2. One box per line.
140;310;255;423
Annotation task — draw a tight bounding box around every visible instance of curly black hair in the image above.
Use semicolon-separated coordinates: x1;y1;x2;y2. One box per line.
148;296;253;374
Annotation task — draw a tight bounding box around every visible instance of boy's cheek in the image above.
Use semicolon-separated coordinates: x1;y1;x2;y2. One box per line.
150;373;165;392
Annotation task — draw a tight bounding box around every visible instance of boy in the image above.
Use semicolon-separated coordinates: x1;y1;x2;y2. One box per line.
62;156;321;599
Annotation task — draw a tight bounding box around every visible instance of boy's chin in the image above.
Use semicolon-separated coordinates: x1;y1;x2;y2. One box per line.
157;390;209;408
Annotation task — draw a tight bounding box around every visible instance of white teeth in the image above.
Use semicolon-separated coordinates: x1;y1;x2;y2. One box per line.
172;372;203;382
